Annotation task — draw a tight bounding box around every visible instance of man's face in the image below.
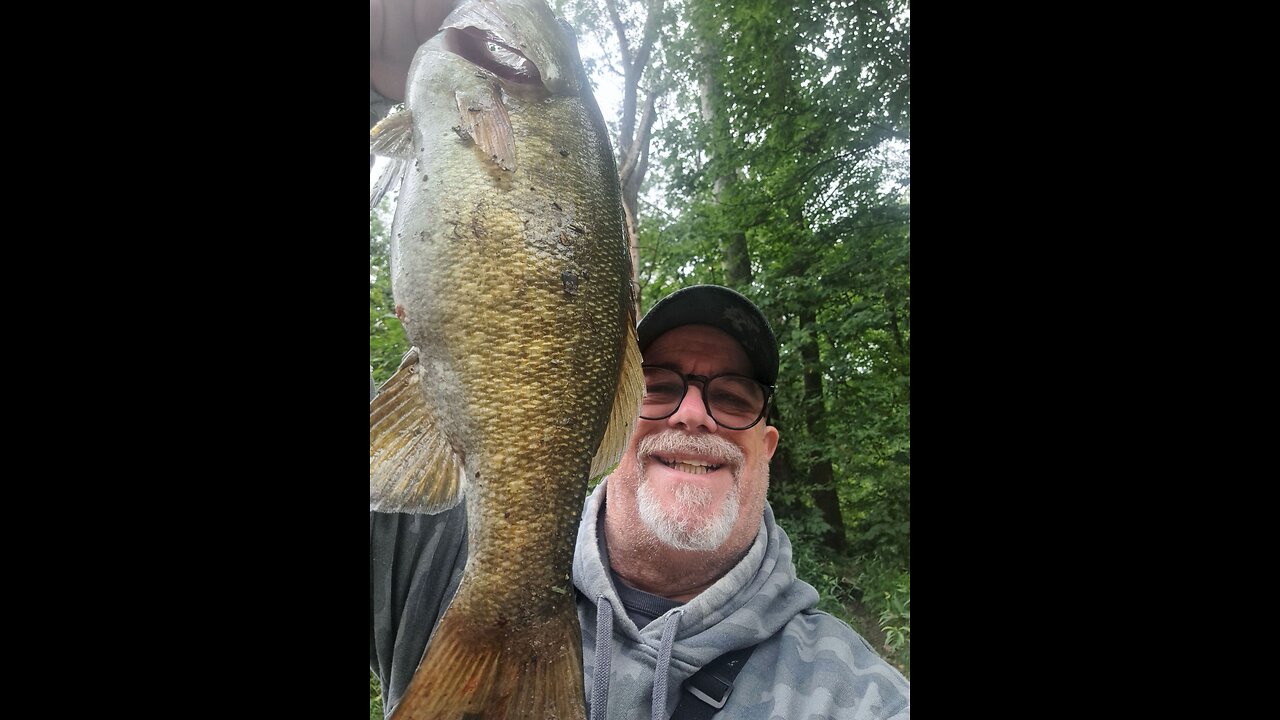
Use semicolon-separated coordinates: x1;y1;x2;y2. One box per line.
608;324;779;554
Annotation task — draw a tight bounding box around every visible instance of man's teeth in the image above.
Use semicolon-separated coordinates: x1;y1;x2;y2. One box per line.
659;458;722;475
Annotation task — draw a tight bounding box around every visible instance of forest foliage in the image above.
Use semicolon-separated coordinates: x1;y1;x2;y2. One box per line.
370;3;909;713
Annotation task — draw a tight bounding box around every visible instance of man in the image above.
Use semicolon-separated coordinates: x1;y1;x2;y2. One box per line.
371;285;910;719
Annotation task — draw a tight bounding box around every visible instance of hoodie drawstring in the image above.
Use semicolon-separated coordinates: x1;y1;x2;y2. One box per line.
591;596;614;720
651;609;683;720
591;597;684;720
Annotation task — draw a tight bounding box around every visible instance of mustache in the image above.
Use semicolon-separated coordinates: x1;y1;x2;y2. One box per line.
636;430;745;469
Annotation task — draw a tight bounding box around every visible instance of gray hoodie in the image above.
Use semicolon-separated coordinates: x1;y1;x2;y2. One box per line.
369;481;910;718
573;481;910;719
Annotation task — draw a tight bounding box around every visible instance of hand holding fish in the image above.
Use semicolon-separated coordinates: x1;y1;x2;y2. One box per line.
370;0;459;101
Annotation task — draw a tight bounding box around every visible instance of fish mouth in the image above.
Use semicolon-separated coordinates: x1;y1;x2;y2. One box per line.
444;27;543;86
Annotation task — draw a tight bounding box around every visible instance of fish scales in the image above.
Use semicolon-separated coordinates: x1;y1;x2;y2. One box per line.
397;39;627;630
369;0;643;717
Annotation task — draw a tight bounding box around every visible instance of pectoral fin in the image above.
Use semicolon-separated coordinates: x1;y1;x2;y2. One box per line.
369;107;415;159
369;156;404;210
455;85;516;172
370;348;467;513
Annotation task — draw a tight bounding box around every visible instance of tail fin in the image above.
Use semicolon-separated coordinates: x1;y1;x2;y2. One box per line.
389;599;586;720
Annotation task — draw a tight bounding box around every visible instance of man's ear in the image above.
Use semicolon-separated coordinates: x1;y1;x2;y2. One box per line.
761;424;779;461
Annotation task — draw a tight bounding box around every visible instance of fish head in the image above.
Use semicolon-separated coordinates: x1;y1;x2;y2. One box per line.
438;0;584;98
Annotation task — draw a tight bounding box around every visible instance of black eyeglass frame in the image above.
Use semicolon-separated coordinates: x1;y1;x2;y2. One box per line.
639;364;775;430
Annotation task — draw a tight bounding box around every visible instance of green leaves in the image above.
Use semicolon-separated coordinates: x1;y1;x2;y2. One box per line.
370;202;410;387
862;555;910;674
370;670;383;720
368;0;910;687
639;0;910;565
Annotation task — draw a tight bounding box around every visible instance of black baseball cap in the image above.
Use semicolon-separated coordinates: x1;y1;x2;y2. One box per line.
637;285;778;387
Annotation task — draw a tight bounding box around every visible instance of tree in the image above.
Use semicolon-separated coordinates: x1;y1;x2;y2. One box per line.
370;201;409;387
559;0;672;310
370;0;911;672
643;0;910;557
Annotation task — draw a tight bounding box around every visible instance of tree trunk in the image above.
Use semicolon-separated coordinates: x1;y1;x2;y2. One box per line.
607;0;665;314
799;307;847;553
715;176;752;286
696;38;751;288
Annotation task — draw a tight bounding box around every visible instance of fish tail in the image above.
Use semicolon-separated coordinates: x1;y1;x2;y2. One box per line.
389;600;586;720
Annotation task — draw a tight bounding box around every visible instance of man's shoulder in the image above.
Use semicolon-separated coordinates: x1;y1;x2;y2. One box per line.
774;608;910;687
727;609;909;719
782;608;880;655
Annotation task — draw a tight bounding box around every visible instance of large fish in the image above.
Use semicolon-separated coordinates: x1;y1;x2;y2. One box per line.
368;0;642;718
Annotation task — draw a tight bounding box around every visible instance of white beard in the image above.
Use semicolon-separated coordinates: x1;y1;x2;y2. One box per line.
633;431;745;551
637;478;739;551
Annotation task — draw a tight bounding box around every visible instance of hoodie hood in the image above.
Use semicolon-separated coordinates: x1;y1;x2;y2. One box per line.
572;479;820;719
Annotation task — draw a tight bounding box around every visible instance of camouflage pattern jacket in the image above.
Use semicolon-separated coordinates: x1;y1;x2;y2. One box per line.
572;481;909;720
369;481;910;719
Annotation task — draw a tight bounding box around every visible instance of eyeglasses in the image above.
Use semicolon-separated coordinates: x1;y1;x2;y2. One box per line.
640;365;773;430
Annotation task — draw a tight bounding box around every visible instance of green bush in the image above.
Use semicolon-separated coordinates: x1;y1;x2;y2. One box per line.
370;671;382;720
856;555;910;676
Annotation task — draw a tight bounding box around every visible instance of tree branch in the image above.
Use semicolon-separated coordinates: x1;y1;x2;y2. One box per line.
604;0;633;67
633;0;665;83
619;84;659;184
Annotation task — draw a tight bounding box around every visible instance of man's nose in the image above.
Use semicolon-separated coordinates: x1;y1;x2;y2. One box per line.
666;382;718;432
